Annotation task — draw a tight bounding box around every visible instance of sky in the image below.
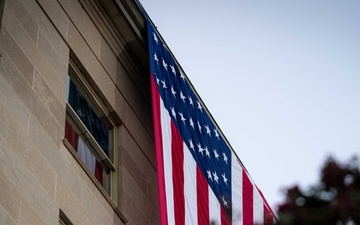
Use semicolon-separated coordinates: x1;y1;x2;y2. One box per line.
138;0;360;210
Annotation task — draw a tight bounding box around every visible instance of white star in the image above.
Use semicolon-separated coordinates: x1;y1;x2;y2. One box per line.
189;139;194;150
189;118;194;129
213;172;219;184
207;170;212;181
214;129;220;140
161;80;167;89
188;97;193;106
197;121;202;133
156;77;160;84
222;196;228;207
213;149;219;160
197;101;203;112
205;147;210;158
152;32;158;44
223;152;228;164
222;173;228;185
162;59;168;70
170;65;176;75
178;112;186;123
170;107;176;119
198;143;204;155
180;92;186;102
154;53;159;64
205;125;211;136
171;86;176;97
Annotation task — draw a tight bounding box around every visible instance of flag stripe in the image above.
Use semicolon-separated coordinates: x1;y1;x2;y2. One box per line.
150;74;169;225
254;188;264;224
243;170;253;225
171;122;185;225
257;187;277;223
197;167;209;225
160;96;175;224
184;143;197;225
221;207;231;225
209;185;221;225
232;158;243;225
264;204;273;224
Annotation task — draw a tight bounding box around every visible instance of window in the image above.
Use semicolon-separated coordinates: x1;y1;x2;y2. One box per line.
0;0;4;28
0;0;4;56
59;210;72;225
64;61;115;194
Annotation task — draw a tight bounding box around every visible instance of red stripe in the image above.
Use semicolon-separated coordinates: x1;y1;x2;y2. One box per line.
257;187;276;223
150;74;168;225
264;204;273;224
243;170;253;225
171;122;185;225
221;207;231;225
65;119;78;150
197;166;209;225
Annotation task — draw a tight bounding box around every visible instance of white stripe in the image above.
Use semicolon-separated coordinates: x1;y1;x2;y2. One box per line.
184;143;197;225
77;137;96;174
209;185;221;224
253;188;264;224
160;98;175;224
232;154;243;225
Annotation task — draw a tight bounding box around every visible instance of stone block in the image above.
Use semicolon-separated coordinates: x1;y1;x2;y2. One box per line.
0;169;21;223
119;126;157;187
77;178;97;222
17;0;69;67
94;197;113;225
18;199;46;225
37;30;69;84
0;73;30;151
5;0;38;43
2;5;67;102
93;184;115;216
0;135;59;225
55;177;95;225
33;70;66;126
23;142;57;199
121;192;147;225
29;90;64;145
0;42;33;114
36;0;69;39
125;106;156;166
0;27;34;86
58;0;101;57
100;37;117;81
0;204;16;225
120;167;147;214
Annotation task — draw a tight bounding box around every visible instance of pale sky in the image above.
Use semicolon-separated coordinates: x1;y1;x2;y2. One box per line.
139;0;360;210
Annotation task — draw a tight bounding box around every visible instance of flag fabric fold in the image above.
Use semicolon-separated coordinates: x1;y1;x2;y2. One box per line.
147;19;275;225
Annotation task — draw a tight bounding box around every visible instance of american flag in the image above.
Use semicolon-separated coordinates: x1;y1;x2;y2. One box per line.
147;20;275;225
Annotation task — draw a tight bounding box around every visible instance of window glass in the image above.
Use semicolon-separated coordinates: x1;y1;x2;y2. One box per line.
64;64;113;194
67;74;109;156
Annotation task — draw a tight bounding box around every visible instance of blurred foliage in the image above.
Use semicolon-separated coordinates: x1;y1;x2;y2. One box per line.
272;156;360;225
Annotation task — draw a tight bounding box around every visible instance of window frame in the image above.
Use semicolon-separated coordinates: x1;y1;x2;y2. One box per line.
65;103;115;171
64;59;118;196
59;210;73;225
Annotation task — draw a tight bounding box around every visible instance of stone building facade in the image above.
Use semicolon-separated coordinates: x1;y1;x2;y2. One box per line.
0;0;157;224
